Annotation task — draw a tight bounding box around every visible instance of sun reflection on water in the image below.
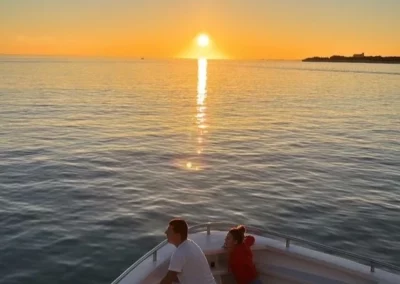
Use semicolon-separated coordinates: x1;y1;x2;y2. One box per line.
185;58;208;170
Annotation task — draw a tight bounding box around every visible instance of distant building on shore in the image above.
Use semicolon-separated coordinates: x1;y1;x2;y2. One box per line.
353;52;365;58
302;53;400;64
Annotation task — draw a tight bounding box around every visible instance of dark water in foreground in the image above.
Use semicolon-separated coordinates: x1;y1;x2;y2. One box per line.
0;57;399;284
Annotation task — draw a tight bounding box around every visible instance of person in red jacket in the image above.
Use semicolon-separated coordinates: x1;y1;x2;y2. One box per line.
223;225;262;284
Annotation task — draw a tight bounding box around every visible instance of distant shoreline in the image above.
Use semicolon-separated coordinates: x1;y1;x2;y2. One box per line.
303;54;400;64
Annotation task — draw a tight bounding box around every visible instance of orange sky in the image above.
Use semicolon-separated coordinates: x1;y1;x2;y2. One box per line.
1;0;399;59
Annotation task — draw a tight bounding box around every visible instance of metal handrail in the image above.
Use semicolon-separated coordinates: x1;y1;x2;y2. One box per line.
189;222;400;273
193;222;400;273
111;239;168;284
111;222;400;284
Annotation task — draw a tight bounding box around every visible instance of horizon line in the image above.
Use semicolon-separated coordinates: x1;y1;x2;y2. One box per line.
0;53;303;61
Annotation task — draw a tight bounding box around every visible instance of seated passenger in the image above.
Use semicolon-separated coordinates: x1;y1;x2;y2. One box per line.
160;218;216;284
224;225;262;284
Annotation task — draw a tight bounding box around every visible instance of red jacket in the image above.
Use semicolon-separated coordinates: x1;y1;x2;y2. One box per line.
229;236;258;284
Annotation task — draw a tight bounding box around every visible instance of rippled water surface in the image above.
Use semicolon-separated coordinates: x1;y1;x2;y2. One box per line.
0;57;399;284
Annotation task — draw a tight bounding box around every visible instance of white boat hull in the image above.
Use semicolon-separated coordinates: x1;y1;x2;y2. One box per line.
112;223;400;284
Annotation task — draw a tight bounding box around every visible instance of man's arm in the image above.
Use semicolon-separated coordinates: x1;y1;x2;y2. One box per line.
160;270;179;284
163;248;184;284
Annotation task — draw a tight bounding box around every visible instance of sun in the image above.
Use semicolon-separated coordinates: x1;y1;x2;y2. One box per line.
197;34;209;47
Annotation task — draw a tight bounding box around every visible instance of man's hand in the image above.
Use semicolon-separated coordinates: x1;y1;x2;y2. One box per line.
160;270;179;284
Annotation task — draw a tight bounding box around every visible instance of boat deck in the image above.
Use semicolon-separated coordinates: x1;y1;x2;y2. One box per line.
112;223;400;284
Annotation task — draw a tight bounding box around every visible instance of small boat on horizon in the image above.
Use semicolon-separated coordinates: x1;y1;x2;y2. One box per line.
111;222;400;284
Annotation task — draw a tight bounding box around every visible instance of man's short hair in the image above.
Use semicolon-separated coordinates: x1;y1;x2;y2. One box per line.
169;218;188;240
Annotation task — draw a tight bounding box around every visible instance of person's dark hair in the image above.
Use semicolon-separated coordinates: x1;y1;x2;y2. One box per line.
229;225;246;244
169;218;188;240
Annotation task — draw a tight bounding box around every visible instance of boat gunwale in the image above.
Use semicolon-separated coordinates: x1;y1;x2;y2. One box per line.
111;221;400;284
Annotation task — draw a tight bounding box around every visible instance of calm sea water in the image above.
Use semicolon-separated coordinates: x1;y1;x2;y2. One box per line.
0;56;399;284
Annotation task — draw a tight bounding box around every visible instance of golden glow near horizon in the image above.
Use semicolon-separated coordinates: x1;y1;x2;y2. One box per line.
1;1;399;59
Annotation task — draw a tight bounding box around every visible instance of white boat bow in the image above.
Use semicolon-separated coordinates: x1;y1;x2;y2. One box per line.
111;222;400;284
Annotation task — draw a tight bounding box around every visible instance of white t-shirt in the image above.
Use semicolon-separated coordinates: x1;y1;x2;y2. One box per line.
168;239;216;284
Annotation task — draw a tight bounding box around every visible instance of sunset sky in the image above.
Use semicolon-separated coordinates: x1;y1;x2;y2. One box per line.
1;0;399;59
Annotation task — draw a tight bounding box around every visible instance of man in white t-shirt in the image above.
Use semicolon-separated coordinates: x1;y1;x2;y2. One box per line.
160;218;216;284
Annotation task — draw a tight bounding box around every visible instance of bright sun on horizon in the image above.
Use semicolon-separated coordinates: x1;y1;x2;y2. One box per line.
178;33;226;59
197;34;210;47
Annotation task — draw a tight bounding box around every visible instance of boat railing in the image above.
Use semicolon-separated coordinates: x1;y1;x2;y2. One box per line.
111;221;400;284
189;222;400;274
111;239;168;284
